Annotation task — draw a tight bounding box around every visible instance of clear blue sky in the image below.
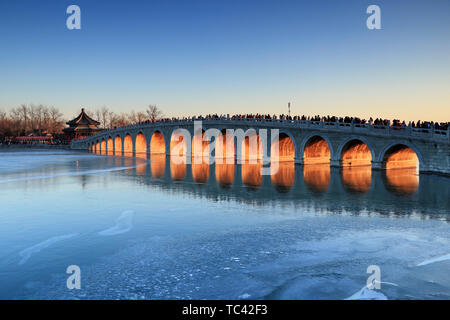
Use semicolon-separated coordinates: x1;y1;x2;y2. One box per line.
0;0;449;121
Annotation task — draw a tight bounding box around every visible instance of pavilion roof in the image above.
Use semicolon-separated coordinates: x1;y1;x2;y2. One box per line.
66;108;100;126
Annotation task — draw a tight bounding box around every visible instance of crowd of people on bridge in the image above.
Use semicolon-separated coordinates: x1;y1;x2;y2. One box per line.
130;113;449;132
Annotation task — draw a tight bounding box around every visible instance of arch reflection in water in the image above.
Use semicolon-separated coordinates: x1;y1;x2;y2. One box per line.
241;160;262;189
192;158;209;183
170;156;186;181
216;163;235;188
150;154;165;178
384;168;419;195
136;162;147;176
120;156;445;219
303;164;330;192
341;166;372;193
271;161;295;192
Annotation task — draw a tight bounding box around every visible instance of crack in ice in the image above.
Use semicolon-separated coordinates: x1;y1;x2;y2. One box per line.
98;210;135;236
417;253;450;266
18;233;78;265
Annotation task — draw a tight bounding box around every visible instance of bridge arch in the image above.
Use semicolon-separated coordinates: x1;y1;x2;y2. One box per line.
337;136;374;166
192;129;209;158
378;141;422;170
150;130;166;154
300;133;333;164
124;134;133;156
135;132;147;158
170;129;191;163
107;137;113;155
101;138;106;155
95;140;100;154
215;128;235;163
115;135;123;156
240;129;263;162
271;130;296;162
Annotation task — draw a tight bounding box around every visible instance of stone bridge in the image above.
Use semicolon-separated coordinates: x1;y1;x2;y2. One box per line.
71;118;450;175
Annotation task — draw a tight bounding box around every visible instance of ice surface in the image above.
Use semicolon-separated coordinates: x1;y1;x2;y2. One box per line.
18;233;77;265
98;210;134;236
0;166;140;184
0;150;448;299
345;285;388;300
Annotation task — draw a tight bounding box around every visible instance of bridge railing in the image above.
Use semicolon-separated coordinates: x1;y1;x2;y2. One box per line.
78;117;450;143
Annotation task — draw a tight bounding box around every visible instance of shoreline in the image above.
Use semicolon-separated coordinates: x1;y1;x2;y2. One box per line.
0;144;71;150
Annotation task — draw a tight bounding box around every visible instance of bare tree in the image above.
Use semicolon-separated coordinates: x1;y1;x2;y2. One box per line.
114;113;131;127
127;110;147;124
48;107;64;134
146;104;163;122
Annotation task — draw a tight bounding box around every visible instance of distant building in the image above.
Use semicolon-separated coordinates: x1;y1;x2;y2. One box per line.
14;135;54;144
63;108;102;141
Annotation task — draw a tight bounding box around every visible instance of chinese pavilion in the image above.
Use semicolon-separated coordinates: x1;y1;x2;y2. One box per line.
63;108;102;140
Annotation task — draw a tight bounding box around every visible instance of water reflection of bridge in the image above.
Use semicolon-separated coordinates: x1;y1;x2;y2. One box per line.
101;156;449;221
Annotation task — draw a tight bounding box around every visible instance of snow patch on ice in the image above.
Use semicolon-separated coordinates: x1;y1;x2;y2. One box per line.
19;233;77;265
417;253;450;267
98;210;134;236
345;285;388;300
238;293;251;299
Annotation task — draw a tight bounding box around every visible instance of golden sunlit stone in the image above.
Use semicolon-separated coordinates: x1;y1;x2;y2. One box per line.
151;131;165;154
170;131;187;161
271;133;295;162
192;131;209;158
341;140;372;166
241;135;263;162
107;137;114;155
115;135;122;156
215;131;235;161
135;132;147;159
384;146;419;169
303;136;330;164
101;139;106;155
124;134;133;157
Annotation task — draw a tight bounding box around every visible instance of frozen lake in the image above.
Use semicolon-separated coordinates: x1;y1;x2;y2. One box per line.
0;149;449;299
